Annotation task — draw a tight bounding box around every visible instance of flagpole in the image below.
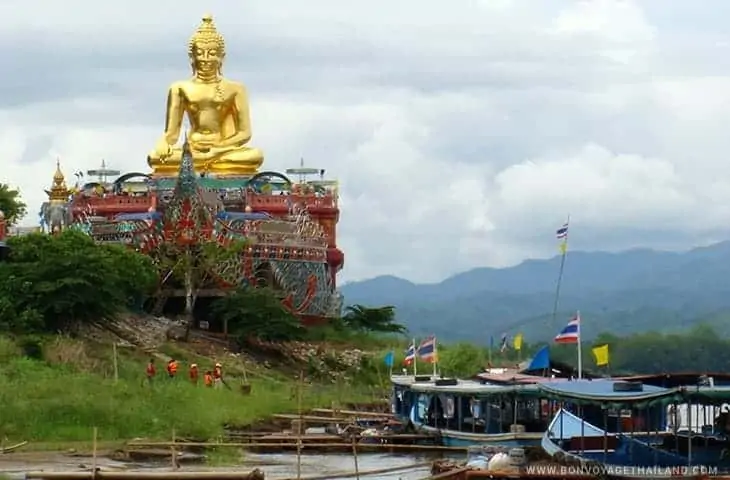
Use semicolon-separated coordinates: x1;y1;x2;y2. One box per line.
551;215;570;327
412;338;417;377
488;336;493;367
576;310;583;379
432;337;438;378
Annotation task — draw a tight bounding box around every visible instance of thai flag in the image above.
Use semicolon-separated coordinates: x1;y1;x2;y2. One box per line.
403;342;416;365
556;222;569;239
554;313;580;344
418;336;438;363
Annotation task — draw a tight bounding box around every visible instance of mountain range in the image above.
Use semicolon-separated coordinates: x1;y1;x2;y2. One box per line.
340;241;730;344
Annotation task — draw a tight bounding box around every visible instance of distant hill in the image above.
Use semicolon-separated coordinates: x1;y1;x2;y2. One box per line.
340;241;730;344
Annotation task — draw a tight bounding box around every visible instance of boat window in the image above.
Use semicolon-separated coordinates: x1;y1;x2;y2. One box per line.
416;394;429;423
470;397;482;418
442;395;455;419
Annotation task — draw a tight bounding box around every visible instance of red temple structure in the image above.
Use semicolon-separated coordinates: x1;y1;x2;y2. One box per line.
35;15;345;326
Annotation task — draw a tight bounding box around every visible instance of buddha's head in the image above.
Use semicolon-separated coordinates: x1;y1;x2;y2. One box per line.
188;14;226;79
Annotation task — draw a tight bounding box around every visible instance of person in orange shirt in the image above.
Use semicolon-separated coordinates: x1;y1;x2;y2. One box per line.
167;359;178;379
146;358;156;385
189;363;199;384
213;362;223;389
204;371;213;387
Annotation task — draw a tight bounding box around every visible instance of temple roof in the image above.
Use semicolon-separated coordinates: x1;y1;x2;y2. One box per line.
46;159;70;202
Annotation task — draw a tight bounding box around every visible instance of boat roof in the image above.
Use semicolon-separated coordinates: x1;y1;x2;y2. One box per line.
616;373;730;387
476;368;572;385
538;379;675;403
392;376;730;405
390;375;538;395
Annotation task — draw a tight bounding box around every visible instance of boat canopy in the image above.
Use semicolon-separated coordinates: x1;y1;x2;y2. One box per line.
391;375;540;396
531;380;682;408
393;376;730;407
684;385;730;405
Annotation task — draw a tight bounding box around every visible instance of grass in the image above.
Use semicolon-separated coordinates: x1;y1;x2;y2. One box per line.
0;335;378;444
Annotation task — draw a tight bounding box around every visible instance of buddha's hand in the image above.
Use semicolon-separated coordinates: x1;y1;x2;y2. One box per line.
153;139;172;161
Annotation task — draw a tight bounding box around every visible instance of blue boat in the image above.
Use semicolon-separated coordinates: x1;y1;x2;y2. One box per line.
391;374;549;447
539;378;730;476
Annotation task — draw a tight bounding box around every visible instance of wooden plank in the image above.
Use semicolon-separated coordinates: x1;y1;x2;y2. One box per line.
270;414;391;423
127;441;464;452
226;433;433;441
310;408;394;418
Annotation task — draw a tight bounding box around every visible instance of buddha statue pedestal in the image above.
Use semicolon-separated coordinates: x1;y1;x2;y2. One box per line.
148;143;264;177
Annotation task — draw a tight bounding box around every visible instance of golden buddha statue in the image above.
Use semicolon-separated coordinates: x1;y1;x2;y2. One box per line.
147;14;264;176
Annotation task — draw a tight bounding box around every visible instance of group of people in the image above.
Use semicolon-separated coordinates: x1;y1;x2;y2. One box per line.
146;358;225;388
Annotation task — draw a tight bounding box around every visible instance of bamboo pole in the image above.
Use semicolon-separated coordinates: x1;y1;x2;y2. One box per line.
271;414;392;422
171;428;177;470
310;408;394;418
0;440;27;453
223;433;433;441
92;427;98;474
112;342;118;384
350;435;359;480
296;370;303;480
25;473;264;480
126;441;465;451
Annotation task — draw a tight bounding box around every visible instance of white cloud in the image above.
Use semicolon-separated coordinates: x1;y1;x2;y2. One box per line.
2;0;730;283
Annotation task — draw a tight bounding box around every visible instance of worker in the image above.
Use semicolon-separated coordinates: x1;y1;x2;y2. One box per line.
204;371;213;387
167;358;178;379
189;363;199;384
146;358;156;385
213;362;223;389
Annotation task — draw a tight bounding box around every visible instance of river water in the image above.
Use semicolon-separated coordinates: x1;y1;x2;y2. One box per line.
0;452;454;479
245;452;439;478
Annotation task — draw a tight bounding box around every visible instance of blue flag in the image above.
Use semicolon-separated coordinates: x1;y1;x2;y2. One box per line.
526;345;550;371
384;351;394;368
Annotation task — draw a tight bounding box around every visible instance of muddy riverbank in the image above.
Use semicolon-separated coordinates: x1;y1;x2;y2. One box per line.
0;452;448;479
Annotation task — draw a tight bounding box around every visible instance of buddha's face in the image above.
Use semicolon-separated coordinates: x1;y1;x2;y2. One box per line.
191;41;223;77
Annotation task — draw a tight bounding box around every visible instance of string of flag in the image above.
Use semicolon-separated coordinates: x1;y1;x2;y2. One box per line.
384;220;611;376
386;327;609;375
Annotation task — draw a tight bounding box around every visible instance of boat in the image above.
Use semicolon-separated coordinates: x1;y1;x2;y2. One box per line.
391;374;552;447
539;378;730;476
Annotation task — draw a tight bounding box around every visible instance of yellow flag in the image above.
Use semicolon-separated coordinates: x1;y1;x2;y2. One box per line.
559;241;568;255
513;333;523;351
592;344;609;367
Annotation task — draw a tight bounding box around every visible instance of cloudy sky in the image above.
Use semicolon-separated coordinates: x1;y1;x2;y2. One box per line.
3;0;730;283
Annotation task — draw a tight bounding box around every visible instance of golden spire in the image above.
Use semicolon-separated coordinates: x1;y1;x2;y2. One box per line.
46;158;69;202
53;159;65;185
188;14;226;58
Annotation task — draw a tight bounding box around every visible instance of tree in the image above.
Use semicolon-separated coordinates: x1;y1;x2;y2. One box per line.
0;184;27;226
210;286;304;342
342;304;406;334
151;239;248;341
0;230;157;333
